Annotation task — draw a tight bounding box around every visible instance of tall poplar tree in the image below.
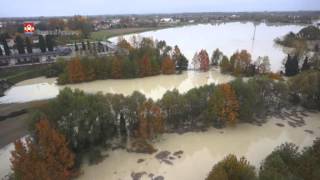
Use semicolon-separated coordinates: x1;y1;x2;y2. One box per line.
15;35;25;54
0;45;3;56
25;37;33;54
46;35;54;51
38;35;46;53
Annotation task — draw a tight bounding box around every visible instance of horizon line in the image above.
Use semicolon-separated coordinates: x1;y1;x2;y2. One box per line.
1;10;320;19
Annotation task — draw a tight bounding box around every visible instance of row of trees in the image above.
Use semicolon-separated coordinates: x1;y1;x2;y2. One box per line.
218;49;272;76
191;48;273;77
206;138;320;180
0;35;55;56
191;48;272;77
56;38;188;84
207;47;318;78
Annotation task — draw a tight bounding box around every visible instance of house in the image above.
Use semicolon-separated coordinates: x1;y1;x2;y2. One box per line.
0;51;65;67
313;20;320;28
6;38;15;48
160;18;180;25
160;18;173;23
66;41;120;56
230;15;240;19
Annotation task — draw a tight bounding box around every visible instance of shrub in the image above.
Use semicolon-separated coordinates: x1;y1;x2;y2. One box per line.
206;154;257;180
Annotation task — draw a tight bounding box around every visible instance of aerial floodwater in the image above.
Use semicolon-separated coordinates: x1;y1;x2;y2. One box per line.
0;21;317;180
1;0;320;178
0;22;303;104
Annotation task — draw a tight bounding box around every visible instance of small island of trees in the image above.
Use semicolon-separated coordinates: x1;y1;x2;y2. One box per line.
47;37;189;85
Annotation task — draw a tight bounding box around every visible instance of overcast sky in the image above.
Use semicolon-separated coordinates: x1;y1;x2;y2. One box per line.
0;0;319;17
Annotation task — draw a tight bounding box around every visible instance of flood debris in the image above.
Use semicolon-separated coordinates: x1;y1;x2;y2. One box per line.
173;150;183;156
304;130;314;134
155;151;171;160
153;176;164;180
162;159;173;165
275;123;285;127
131;171;147;180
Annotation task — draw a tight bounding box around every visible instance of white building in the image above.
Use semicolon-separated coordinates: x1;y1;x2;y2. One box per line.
313;20;320;28
160;18;174;23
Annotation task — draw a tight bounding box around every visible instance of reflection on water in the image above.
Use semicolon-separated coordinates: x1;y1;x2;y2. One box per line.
78;113;320;180
0;69;233;104
0;143;14;178
0;136;27;178
110;22;303;71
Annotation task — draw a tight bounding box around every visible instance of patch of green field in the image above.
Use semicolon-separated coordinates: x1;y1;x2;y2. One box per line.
90;27;166;41
0;65;49;84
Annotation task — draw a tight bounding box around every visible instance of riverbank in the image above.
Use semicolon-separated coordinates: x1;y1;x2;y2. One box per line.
78;111;320;180
0;100;48;148
0;64;52;97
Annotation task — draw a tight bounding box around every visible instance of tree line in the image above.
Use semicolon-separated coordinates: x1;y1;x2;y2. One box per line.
205;138;320;180
191;48;279;79
0;34;55;56
198;46;319;78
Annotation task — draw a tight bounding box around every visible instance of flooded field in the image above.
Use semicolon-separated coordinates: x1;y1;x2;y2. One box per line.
110;22;303;71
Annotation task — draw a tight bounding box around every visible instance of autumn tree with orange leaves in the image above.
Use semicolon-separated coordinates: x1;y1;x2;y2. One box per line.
161;56;176;74
199;49;210;71
138;100;165;140
68;57;86;83
117;38;133;51
209;84;240;127
11;119;75;180
111;57;123;79
230;50;252;75
139;55;152;77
